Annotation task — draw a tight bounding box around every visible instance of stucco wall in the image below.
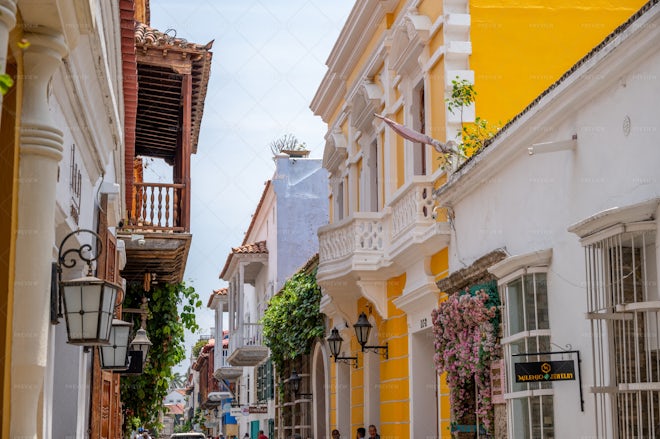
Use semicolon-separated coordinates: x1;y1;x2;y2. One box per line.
273;156;329;290
445;34;660;438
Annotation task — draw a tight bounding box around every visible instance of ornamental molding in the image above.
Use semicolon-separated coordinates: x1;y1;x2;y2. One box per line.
488;249;553;280
356;278;388;319
390;10;432;75
567;197;660;240
436;249;507;294
323;129;348;172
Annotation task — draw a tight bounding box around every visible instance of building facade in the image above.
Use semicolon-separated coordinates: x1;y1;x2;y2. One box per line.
218;151;328;438
311;0;646;438
436;3;660;437
0;1;125;437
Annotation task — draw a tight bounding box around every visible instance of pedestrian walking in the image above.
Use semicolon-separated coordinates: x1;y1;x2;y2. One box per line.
356;427;365;439
258;430;268;439
367;425;380;439
331;429;341;438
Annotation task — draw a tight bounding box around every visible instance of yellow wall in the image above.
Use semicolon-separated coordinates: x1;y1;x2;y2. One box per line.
428;61;446;171
418;0;443;22
471;0;646;126
0;58;18;438
383;275;409;438
394;108;405;190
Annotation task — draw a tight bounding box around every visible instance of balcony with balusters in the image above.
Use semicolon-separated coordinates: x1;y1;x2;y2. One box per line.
226;322;269;367
117;178;192;285
317;177;450;284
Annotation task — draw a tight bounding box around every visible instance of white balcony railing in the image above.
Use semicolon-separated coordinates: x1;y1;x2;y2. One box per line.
228;323;265;353
318;212;389;264
226;322;269;367
390;179;435;239
319;178;443;273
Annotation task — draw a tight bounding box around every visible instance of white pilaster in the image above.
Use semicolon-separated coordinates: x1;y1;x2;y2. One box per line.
11;28;67;439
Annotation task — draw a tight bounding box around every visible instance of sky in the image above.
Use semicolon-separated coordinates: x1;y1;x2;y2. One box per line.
147;0;355;371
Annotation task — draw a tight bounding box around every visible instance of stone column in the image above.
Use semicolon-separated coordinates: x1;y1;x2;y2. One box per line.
11;28;67;439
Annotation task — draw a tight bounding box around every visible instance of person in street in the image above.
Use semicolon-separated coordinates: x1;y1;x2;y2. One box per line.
367;425;380;439
244;433;250;439
331;429;341;438
258;430;268;439
356;427;366;439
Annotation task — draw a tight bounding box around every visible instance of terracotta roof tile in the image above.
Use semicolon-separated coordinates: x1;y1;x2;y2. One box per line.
207;287;228;308
219;241;268;279
233;241;268;254
135;22;214;51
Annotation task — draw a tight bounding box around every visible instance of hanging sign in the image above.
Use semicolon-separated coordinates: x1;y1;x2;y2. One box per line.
248;405;268;414
514;360;575;382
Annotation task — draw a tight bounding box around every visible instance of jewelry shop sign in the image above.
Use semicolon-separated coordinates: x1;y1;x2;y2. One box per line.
515;360;575;383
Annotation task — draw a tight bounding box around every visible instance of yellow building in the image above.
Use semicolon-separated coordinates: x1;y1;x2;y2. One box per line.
311;1;645;438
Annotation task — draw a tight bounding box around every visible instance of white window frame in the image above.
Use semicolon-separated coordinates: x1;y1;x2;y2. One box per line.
489;249;554;439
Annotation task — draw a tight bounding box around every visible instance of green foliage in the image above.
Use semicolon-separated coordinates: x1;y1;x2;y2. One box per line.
445;76;499;158
173;408;205;433
0;74;13;95
446;77;476;116
261;271;324;371
121;282;200;434
191;338;208;358
460;116;500;157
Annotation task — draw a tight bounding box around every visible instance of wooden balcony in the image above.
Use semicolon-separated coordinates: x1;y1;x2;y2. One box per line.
127;182;188;232
118;182;191;285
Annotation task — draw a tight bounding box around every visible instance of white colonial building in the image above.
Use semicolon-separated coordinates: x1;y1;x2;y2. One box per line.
435;3;660;437
216;151;328;438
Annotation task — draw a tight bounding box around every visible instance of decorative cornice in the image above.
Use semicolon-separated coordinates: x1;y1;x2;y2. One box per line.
311;0;397;122
567;198;660;239
323;129;348;172
488;249;552;280
392;281;439;316
436;249;507;293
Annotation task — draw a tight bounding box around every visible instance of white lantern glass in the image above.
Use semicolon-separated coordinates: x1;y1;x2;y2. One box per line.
61;276;118;345
100;319;131;370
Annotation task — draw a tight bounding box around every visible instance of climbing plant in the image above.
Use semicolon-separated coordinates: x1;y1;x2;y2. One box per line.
446;77;500;157
431;284;500;434
121;281;200;434
261;270;324;372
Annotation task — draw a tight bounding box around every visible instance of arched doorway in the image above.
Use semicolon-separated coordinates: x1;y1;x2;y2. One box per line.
312;342;329;439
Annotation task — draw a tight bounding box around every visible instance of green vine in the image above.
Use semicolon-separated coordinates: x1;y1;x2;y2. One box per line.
0;74;13;95
121;282;200;435
446;76;500;157
261;270;324;371
191;338;209;358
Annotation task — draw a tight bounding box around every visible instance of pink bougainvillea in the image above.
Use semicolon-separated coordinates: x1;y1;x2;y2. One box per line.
432;290;499;432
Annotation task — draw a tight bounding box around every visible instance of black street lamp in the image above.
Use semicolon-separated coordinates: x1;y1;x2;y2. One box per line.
326;328;358;368
353;312;388;359
52;229;120;346
288;370;312;399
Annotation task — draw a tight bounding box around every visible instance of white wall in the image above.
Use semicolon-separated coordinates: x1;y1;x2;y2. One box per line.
444;36;660;438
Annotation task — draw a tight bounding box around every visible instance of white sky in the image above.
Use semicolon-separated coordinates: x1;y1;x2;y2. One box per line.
148;0;355;371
